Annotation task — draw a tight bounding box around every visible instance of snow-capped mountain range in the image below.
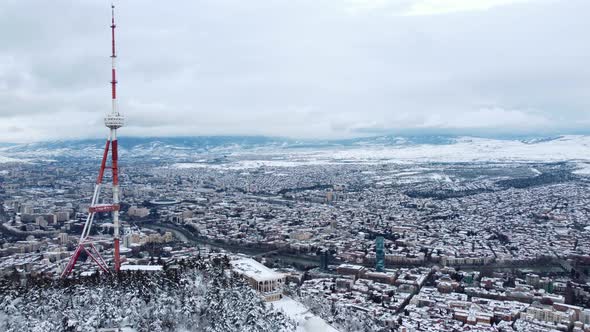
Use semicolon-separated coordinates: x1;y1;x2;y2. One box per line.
1;135;589;164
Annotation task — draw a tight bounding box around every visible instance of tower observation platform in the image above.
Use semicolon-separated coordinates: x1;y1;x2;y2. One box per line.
105;113;124;129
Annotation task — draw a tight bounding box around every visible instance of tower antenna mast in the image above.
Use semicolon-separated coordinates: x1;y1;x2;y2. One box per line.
62;2;125;278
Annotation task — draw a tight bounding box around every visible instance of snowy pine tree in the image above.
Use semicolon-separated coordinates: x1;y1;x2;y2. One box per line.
0;256;295;332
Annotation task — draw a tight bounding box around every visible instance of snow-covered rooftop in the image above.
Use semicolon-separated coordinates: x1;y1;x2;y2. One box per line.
231;258;283;282
120;265;163;272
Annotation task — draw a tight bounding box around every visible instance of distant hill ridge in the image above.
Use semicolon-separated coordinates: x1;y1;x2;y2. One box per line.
0;134;572;150
0;135;588;163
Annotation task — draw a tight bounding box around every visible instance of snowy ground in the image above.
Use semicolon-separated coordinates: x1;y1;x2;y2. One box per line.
0;155;24;163
310;135;590;163
270;296;339;332
573;162;590;175
164;135;590;170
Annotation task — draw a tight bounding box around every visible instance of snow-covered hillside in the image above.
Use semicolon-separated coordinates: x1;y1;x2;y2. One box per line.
322;135;590;163
1;135;589;164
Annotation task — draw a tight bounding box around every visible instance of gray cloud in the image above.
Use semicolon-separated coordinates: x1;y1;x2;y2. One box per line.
0;0;588;142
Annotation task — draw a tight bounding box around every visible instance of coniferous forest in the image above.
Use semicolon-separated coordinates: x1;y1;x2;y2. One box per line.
0;256;294;332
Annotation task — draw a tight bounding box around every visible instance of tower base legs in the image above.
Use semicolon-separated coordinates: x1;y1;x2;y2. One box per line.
61;240;111;278
114;238;120;272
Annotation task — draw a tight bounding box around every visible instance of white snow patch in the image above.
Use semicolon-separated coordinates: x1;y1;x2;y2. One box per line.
394;171;421;177
120;265;163;271
272;296;339;332
574;163;590;175
172;162;210;169
430;173;452;182
324;136;590;162
0;155;24;163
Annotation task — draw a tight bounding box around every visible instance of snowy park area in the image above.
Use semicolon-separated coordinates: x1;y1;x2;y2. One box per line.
271;296;339;332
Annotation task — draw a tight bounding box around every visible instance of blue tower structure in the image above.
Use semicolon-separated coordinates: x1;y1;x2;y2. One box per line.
376;236;385;272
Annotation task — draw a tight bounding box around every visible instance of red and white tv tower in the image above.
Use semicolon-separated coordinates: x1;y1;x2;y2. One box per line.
61;3;124;278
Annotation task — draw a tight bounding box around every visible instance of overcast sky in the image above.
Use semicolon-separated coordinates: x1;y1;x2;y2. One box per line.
0;0;588;142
